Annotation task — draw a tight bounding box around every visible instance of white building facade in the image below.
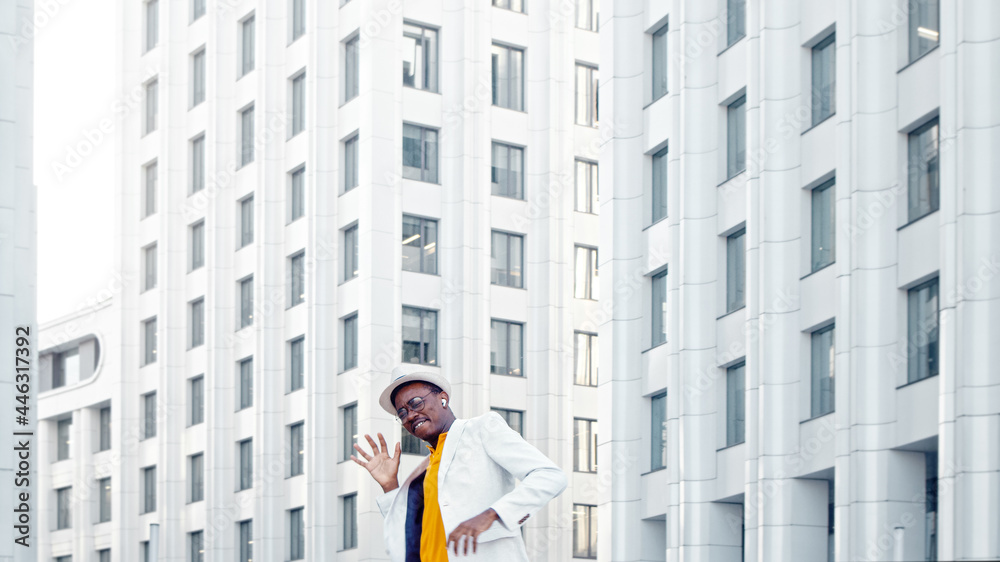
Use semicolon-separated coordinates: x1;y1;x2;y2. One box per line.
0;1;36;562
37;0;606;561
599;0;999;561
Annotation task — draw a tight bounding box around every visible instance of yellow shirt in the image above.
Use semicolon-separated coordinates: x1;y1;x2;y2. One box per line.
421;432;449;561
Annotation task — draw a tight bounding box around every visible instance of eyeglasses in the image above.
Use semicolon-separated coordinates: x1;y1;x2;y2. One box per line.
395;390;437;422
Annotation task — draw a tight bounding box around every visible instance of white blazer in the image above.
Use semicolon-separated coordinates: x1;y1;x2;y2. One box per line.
375;411;568;561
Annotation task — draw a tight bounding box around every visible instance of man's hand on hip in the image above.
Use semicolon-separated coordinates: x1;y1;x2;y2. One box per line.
447;508;500;556
350;432;401;493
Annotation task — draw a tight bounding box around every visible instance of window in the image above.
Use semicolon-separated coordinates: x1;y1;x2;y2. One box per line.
239;276;254;329
652;24;668;100
99;549;111;562
238;438;253;491
240;105;255;166
143;392;157;439
290;507;305;560
289;422;304;476
190;453;204;502
343;225;359;281
344;35;359;102
573;504;597;559
343;314;358;371
576;0;598;31
289;337;305;391
343;494;358;549
402;307;438;365
726;228;746;312
403;23;438;91
811;34;835;125
56;487;72;529
191;0;205;21
575;160;598;214
344;135;359;191
925;452;938;560
191;50;206;108
143;243;157;292
726;95;746;179
52;348;76;389
99;406;111;451
651;391;666;470
726;0;745;46
491;320;524;377
402;215;438;274
290;73;306;136
491;44;524;111
811;324;835;418
239;520;253;562
142;317;157;366
574;418;597;473
190;298;205;348
726;362;746;446
493;0;524;13
238;357;253;409
240;196;254;247
402;124;438;182
491;231;525;288
289;251;305;306
651;270;667;346
189;376;204;426
291;0;305;41
402;431;427;455
190;221;205;271
142;466;157;513
811;179;835;271
342;404;357;462
907;278;939;383
143;161;157;218
241;16;255;76
909;0;939;62
145;0;158;51
142;541;150;562
191;135;205;193
574;246;598;300
574;332;598;386
189;531;204;562
491;142;524;199
144;79;158;134
652;147;668;223
492;408;524;437
56;556;72;562
289;167;305;222
907;118;940;222
56;418;71;460
575;64;598;126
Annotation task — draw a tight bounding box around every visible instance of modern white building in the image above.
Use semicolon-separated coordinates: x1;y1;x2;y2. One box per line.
599;0;999;561
0;2;37;562
36;0;606;561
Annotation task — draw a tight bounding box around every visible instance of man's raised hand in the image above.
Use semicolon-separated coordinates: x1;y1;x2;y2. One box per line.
350;432;402;493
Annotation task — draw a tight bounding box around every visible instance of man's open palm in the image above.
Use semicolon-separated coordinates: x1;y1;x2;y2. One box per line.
351;432;401;492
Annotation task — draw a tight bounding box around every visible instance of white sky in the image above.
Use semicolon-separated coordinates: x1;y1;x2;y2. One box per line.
35;1;116;323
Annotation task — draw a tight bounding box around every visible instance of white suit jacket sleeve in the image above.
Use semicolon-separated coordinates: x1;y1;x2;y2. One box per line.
479;411;568;532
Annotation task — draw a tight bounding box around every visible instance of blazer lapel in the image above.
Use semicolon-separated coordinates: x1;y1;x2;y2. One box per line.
438;418;467;480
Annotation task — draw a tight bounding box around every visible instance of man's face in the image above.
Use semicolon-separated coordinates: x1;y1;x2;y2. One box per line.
393;382;449;441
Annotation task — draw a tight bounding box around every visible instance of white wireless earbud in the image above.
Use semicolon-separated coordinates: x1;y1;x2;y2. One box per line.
442;399;447;406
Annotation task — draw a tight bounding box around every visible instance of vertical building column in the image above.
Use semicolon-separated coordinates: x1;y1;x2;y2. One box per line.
848;2;924;560
75;410;94;558
356;1;402;559
308;0;341;558
598;1;645;561
749;1;807;560
674;1;724;561
943;0;1000;559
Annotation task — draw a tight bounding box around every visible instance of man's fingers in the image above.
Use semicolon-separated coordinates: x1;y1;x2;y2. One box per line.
348;455;367;468
378;432;389;455
394;441;401;459
365;434;379;456
352;443;371;461
464;534;470;556
472;531;478;554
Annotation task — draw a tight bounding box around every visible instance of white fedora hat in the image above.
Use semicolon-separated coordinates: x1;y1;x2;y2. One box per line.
378;364;452;416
